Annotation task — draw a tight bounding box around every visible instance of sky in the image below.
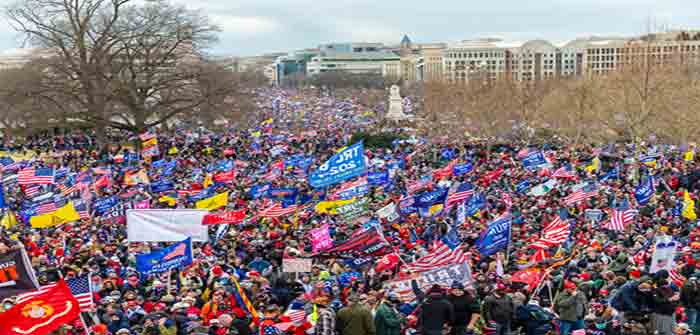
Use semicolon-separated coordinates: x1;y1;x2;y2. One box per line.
0;0;699;57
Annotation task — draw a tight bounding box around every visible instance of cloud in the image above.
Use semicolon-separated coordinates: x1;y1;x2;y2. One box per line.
209;15;279;36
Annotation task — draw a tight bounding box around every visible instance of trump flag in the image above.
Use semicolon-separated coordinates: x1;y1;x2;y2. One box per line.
136;238;193;275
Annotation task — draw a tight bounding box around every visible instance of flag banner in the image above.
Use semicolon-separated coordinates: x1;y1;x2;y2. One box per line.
529;179;559;196
266;188;299;202
321;228;389;257
124;169;150;186
315;198;356;214
383;263;472;300
282;258;313;273
333;178;369;200
368;171;389;186
453;162;473;176
309;141;366;188
376;202;399;222
584;209;605;222
650;236;678;274
335;197;370;221
0;280;80;335
213;170;235;183
150;179;175;193
516;179;531;193
634;175;655;206
195;192;228;211
29;202;81;228
202;209;247;225
136;238;193;275
511;269;545;292
249;183;272;199
0;248;40;300
476;214;512;256
375;253;400;274
126;209;209;242
522;151;549;170
311;224;333;253
415;188;449;209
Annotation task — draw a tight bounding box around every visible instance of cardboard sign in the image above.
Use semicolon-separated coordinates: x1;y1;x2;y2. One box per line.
282;258;313;273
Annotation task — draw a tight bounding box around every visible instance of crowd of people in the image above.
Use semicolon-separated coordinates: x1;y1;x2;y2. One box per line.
0;88;699;335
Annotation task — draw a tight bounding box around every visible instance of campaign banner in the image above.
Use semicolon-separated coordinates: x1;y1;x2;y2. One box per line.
384;263;472;300
311;224;333;252
335;197;370;221
282;258;313;273
310;142;366;188
529;179;558;197
93;196;119;215
476;214;512;256
151;179;175;193
202;209;247;225
127;209;209;242
522;151;549;170
453;163;473;176
322;228;389;257
650;236;677;274
0;248;40;300
136;238;193;275
585;209;604;222
249;183;271;199
376;203;399;222
635;175;655;205
368;171;389;186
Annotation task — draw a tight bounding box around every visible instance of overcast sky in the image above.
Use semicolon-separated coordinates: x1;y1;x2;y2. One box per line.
0;0;698;57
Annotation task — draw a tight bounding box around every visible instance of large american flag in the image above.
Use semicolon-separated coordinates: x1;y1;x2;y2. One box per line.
259;203;300;217
563;187;598;206
405;240;467;273
530;216;570;249
552;166;575;179
446;183;474;206
603;209;638;231
407;179;431;194
36;201;58;215
16;275;94;311
23;185;41;198
18;168;55;185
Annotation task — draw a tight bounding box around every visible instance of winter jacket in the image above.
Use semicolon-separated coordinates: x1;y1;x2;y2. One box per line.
420;296;455;334
448;293;480;327
482;293;514;323
553;291;587;322
651;286;678;316
336;303;376;335
610;282;653;314
374;303;402;335
681;281;700;309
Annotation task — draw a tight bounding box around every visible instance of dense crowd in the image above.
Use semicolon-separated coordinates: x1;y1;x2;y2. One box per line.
0;88;699;335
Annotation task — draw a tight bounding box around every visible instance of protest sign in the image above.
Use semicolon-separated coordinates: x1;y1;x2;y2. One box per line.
282;258;313;273
384;263;472;300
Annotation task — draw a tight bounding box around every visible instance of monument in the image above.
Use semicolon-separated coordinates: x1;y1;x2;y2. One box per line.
385;85;409;121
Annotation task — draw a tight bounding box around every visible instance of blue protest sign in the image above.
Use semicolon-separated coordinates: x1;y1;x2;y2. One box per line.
136;238;193;275
453;162;473;176
310;142;366;188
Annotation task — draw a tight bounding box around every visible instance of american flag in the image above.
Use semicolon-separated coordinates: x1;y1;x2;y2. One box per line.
670;269;686;287
3;162;22;172
259;203;299;217
516;148;530;159
552;166;575;179
16;275;94;312
407;179;430;194
603;209;638;231
18;168;55;185
405;240;467;273
563;187;598;206
23;185;41;198
74;201;90;219
58;179;80;195
530;216;570;249
36;201;58;215
447;183;474;206
502;192;513;208
177;189;200;197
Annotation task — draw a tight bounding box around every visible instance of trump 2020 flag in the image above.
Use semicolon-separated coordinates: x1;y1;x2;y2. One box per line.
476;213;512;256
522;151;548;170
309;142;366;188
634;174;655;206
136;238;193;275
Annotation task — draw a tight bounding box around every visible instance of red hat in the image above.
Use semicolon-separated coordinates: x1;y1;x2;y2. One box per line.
155;302;167;310
599;289;609;296
212;266;223;277
93;324;108;334
127;301;137;307
496;283;508;291
579;273;591;281
564;281;577;290
248;271;260;277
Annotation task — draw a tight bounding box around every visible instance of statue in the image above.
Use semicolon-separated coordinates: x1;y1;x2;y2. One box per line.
385;85;408;121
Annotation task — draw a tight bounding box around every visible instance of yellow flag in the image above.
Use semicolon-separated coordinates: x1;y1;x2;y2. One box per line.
251;131;261;138
315;199;356;214
261;118;273;125
159;195;177;206
685;151;694;162
168;147;179;155
196;192;228;211
203;174;213;188
30;202;81;228
125;169;150;186
142;137;158;147
683;191;697;220
1;211;18;229
585;157;600;173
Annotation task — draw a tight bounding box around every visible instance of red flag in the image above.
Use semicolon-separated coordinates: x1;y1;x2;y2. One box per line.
202;209;247;225
510;269;544;292
432;161;456;180
481;168;503;185
214;170;236;183
375;253;400;274
0;279;81;335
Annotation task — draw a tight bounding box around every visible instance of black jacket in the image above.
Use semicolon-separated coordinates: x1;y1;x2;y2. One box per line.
448;294;480;326
681;281;700;309
420;296;455;333
483;293;514;323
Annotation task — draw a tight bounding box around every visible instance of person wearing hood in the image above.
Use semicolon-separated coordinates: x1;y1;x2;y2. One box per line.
651;270;679;335
374;293;403;335
419;285;455;335
680;273;700;334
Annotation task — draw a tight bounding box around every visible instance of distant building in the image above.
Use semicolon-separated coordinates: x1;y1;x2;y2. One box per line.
508;40;584;81
306;42;400;78
442;39;513;82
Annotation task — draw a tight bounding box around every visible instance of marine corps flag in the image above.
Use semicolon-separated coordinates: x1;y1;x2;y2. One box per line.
0;248;40;300
0;279;80;335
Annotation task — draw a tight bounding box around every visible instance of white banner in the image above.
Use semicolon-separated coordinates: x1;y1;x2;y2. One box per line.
383;263;472;300
282;258;313;273
127;209;209;242
376;203;399;222
650;236;677;274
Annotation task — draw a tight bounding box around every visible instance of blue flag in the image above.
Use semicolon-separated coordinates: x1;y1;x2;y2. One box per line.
416;188;449;218
466;193;486;217
453;162;473;176
0;184;5;209
249;183;271;199
151;179;175;193
516;179;531;193
310;142;366;188
441;148;456;160
476;214;512;256
136;238;193;275
93;196;119;215
522;151;548;170
368;171;389;186
634;175;655;206
600;167;620;182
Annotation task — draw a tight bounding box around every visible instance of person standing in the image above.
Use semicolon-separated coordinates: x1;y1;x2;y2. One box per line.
314;295;337;335
419;285;455;335
681;274;700;334
337;294;376;335
553;281;588;335
374;293;403;335
482;283;515;335
448;283;480;335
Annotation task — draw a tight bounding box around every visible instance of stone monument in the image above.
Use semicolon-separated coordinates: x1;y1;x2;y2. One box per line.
385;85;408;121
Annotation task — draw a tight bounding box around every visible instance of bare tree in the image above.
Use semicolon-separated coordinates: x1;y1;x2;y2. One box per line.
5;0;225;134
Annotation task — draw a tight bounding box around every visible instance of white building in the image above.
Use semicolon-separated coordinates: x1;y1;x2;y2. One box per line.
442;39;514;82
306;51;400;77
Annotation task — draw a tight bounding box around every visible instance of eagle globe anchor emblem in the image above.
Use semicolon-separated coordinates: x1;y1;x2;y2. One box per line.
21;300;55;318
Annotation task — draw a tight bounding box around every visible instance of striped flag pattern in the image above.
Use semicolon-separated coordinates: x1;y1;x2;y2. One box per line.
407;179;430;194
552;166;575;179
16;275;94;311
36;202;58;215
23;185;41;198
405;240;467;273
530;216;570;249
447;184;474;206
603;209;638;231
18;168;55;185
259;203;299;217
564;188;598;206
